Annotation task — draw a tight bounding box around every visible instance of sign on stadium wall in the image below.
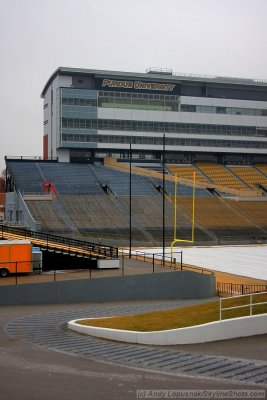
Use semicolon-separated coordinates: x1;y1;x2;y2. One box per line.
99;78;176;93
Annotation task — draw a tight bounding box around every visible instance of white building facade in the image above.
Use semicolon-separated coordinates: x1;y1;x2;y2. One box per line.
41;67;267;164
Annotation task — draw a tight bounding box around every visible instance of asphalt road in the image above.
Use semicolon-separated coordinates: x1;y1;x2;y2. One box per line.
0;302;266;400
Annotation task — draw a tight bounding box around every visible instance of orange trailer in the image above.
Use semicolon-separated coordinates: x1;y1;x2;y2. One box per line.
0;240;33;277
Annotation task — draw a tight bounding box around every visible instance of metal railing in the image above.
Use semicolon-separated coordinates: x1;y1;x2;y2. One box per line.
217;282;267;296
0;224;118;259
146;68;267;85
0;254;174;285
0;259;42;282
120;249;182;273
119;249;214;275
219;291;267;321
5;156;58;162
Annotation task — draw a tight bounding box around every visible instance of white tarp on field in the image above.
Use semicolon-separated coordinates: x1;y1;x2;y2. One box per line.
136;245;267;281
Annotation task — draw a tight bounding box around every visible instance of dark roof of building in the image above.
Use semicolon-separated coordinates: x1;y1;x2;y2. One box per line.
41;66;267;98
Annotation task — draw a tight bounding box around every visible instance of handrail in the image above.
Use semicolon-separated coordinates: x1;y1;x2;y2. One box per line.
5;156;58;162
0;224;118;259
146;67;267;85
119;248;213;275
17;190;39;230
217;282;267;296
219;291;267;321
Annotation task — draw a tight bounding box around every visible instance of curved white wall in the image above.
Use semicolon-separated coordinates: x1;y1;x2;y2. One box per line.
68;314;267;345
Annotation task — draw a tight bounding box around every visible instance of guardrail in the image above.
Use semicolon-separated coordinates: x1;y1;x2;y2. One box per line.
217;282;267;296
219;291;267;321
119;249;182;273
5;156;58;162
119;249;214;275
0;254;178;285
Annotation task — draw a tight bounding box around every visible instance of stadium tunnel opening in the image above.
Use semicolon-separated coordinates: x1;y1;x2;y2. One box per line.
42;250;97;271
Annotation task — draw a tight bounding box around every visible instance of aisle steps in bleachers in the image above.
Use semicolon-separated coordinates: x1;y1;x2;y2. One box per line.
228;166;267;192
195;162;249;191
167;164;209;184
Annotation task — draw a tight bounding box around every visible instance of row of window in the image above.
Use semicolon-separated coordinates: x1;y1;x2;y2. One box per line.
181;104;267;116
61;117;265;137
98;97;178;111
60;90;267;117
94;151;157;160
62;94;179;111
98;91;177;102
61;88;97;98
62;98;97;107
61;133;267;149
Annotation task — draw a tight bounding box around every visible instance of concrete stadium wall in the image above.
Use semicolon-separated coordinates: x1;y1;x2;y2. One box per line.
0;271;216;305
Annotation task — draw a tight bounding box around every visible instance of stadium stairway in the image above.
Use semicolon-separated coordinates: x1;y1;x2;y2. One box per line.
53;195;78;232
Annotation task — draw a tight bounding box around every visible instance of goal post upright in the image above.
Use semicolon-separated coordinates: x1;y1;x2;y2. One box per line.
171;171;196;261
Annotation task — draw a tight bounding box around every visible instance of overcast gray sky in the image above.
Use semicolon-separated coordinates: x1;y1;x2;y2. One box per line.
0;0;267;171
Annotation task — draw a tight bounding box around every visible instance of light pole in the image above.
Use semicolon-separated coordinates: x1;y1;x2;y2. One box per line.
162;134;166;265
129;142;132;258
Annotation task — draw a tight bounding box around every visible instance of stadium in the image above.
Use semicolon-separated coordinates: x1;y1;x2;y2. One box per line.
3;66;267;250
1;66;267;351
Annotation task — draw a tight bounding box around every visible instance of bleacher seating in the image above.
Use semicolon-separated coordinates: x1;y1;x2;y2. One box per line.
159;179;212;197
7;161;160;196
167;164;208;184
177;197;252;228
60;195;129;229
38;163;103;195
6;159;267;245
256;164;267;177
7;162;44;193
228;166;267;190
118;195;191;228
26;200;70;231
195;162;248;190
229;200;267;226
92;165;157;195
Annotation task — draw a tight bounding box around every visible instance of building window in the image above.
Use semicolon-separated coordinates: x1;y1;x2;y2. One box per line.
61;117;265;139
181;104;196;112
216;107;226;114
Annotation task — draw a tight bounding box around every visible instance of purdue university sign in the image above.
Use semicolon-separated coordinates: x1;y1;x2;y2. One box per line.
102;79;175;92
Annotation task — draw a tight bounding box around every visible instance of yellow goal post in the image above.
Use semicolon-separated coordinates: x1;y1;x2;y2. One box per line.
171;171;196;260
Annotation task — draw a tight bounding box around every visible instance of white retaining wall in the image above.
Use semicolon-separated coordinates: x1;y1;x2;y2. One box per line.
68;314;267;345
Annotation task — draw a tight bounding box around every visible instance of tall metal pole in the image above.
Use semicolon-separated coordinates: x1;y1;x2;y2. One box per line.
129;142;132;258
162;134;165;265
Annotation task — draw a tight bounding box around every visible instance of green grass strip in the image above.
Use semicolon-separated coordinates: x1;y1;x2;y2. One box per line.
77;295;267;332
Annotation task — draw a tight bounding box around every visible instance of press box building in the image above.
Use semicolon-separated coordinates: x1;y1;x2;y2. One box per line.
41;67;267;165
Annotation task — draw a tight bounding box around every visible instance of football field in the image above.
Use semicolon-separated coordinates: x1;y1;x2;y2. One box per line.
139;245;267;281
